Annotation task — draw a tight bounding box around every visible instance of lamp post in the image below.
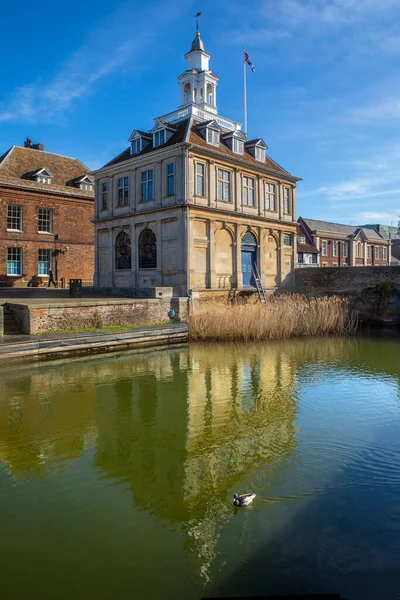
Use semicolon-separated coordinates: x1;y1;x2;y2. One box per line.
52;234;65;288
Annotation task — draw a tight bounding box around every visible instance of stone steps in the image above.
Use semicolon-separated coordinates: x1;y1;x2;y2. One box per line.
3;306;23;335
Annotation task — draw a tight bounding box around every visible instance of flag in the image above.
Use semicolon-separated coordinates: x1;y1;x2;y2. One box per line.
244;51;255;73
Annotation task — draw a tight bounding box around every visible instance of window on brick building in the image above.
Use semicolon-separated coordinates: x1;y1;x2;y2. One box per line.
38;208;52;233
374;246;379;259
138;228;157;269
7;205;22;231
321;241;327;256
343;244;347;257
332;241;337;257
243;176;255;206
118;177;129;207
7;247;22;276
217;169;231;201
383;247;387;260
141;170;154;202
102;182;108;210
115;231;131;270
38;249;51;276
367;246;371;259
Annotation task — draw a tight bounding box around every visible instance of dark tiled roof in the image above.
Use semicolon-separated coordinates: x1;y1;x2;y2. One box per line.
104;119;189;168
189;124;295;179
0;146;94;198
301;218;356;235
296;224;319;253
102;118;298;181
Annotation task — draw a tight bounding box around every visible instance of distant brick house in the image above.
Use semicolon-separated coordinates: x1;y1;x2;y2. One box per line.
391;240;400;266
0;140;95;287
296;223;319;267
298;217;390;267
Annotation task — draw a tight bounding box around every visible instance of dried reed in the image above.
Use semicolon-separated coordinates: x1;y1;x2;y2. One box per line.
188;295;358;341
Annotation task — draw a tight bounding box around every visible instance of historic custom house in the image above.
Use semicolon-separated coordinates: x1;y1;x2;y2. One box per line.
93;28;300;295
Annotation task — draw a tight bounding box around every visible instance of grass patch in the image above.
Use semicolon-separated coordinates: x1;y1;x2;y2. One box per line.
34;321;170;336
188;295;358;342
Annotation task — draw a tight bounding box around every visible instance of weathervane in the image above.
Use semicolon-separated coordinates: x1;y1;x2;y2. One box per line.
194;11;202;33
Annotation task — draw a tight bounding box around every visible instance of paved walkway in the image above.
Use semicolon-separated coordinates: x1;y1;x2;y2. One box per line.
0;323;188;362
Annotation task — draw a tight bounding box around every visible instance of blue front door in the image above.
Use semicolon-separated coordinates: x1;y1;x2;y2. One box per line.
241;248;256;287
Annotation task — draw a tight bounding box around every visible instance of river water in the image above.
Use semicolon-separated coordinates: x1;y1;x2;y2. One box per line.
1;335;400;599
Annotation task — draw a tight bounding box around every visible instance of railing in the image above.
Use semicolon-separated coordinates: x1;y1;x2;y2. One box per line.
296;263;319;268
157;105;241;132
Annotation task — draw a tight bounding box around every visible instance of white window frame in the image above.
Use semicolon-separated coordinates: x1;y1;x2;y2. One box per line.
7;205;22;231
217;169;231;202
38;249;52;276
118;176;129;207
332;241;337;257
243;176;255;207
131;138;142;155
141;170;154;202
265;182;276;211
321;241;327;256
233;138;244;155
298;236;306;244
207;128;219;146
255;146;266;162
374;246;379;259
343;244;347;257
196;163;205;196
7;247;22;276
383;247;387;260
167;164;175;196
38;208;52;234
367;246;371;259
154;130;166;148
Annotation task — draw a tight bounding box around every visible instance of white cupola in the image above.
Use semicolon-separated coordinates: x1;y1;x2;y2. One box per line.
177;31;218;115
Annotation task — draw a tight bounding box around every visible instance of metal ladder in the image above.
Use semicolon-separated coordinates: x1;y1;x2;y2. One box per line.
252;263;267;305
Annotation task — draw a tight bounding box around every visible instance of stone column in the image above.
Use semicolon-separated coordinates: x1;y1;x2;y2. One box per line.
258;226;265;281
235;224;243;288
258;176;263;217
349;239;354;266
155;163;162;208
188;218;196;292
209;161;216;208
209;220;216;289
156;220;163;285
130;170;136;213
94;228;100;286
131;223;137;289
235;170;242;213
279;230;285;284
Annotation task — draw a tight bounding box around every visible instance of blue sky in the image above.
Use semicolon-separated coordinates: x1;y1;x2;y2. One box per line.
1;0;400;226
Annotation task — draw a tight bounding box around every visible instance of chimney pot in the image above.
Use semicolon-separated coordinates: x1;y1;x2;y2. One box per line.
24;137;32;148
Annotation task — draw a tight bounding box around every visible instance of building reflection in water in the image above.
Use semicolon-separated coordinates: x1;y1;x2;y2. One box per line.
1;336;397;582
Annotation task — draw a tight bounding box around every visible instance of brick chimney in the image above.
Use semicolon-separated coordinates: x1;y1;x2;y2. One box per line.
24;137;44;151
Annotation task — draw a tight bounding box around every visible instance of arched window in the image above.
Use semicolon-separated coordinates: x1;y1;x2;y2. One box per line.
183;83;191;104
139;228;157;269
207;83;213;105
242;231;257;247
115;231;131;270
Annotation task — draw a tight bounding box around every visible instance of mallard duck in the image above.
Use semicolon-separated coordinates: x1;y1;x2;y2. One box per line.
233;493;256;507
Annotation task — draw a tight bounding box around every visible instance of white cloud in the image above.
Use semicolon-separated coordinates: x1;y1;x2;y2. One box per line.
357;211;400;223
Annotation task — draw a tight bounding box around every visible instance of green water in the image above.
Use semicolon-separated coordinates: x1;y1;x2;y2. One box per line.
1;335;400;599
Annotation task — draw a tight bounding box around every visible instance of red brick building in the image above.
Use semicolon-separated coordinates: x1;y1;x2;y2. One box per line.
0;140;95;287
298;217;391;267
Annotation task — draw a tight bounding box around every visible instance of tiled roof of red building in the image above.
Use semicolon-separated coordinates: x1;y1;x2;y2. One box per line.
102;118;299;182
0;146;94;199
296;224;319;253
301;218;386;242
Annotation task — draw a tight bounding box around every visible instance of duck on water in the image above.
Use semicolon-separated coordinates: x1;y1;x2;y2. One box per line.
233;493;256;507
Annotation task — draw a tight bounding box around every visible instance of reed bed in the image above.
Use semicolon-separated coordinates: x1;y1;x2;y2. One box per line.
188;295;358;342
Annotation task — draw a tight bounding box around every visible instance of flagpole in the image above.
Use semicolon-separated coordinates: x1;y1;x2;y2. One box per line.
243;47;247;135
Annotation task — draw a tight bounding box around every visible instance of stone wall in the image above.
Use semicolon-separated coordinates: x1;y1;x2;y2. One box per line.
8;297;189;335
293;266;400;292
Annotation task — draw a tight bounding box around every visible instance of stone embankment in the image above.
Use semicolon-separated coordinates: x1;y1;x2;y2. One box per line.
290;266;400;325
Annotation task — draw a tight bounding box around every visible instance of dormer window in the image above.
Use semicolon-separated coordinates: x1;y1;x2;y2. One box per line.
255;146;266;162
299;236;306;244
207;128;219;146
33;168;53;184
246;139;267;162
233;138;244;154
223;130;246;155
131;138;142;155
76;175;94;191
154;129;166;148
